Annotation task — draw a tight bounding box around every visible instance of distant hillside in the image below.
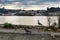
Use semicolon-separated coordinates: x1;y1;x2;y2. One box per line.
0;7;60;16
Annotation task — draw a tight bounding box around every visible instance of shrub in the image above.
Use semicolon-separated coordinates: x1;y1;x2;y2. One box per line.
3;23;14;29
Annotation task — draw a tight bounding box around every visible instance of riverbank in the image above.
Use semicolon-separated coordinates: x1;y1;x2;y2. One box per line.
0;29;60;40
0;28;60;35
0;28;60;40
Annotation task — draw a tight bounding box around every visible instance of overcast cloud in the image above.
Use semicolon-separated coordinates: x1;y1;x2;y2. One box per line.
0;0;60;10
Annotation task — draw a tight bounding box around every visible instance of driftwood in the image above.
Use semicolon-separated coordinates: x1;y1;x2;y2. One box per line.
47;25;58;32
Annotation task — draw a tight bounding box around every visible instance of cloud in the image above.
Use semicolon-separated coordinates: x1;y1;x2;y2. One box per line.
0;0;60;10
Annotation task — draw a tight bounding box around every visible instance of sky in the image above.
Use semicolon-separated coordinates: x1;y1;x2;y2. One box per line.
0;0;60;10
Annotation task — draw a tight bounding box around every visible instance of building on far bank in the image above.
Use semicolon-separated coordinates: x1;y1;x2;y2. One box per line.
45;7;60;16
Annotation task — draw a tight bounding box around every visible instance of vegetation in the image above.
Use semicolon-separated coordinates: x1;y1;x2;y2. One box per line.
3;23;15;29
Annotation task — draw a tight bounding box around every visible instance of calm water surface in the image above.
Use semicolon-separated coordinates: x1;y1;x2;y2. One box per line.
0;16;58;26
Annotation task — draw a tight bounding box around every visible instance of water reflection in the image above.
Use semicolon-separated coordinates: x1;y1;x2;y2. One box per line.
0;16;58;26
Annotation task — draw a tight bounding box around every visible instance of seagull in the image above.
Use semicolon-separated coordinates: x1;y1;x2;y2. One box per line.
24;28;31;34
52;20;57;26
37;20;42;25
52;22;57;26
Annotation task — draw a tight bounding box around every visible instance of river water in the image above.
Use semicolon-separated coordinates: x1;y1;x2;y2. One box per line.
0;16;58;26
